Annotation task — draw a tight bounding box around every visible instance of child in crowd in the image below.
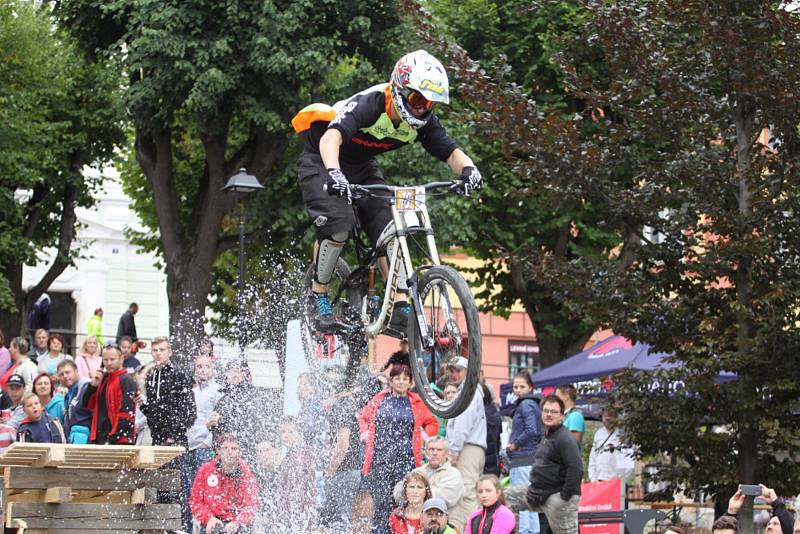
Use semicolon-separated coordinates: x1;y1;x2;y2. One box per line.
465;475;516;534
438;383;458;437
17;392;66;443
505;371;543;534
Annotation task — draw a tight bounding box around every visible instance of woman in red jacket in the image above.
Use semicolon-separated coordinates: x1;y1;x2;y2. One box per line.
190;433;258;533
357;364;438;534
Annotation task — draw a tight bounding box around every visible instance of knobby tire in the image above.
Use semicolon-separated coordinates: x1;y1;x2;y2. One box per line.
407;265;482;418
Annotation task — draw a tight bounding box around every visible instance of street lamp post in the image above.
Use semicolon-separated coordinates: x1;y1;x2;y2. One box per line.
222;168;264;360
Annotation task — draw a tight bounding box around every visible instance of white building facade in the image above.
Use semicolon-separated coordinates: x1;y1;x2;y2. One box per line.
23;169;170;350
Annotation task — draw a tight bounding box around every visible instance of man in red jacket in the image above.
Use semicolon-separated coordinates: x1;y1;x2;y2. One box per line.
83;345;137;445
190;433;258;533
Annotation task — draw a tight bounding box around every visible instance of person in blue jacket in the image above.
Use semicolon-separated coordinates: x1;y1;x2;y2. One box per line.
506;371;543;534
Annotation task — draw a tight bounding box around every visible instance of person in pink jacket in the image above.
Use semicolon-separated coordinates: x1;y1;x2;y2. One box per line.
465;474;516;534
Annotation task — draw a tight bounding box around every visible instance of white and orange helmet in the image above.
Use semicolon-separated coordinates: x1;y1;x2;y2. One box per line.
390;50;450;129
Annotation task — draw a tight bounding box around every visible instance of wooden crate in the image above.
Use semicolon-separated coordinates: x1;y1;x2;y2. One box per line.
0;443;182;469
0;444;185;533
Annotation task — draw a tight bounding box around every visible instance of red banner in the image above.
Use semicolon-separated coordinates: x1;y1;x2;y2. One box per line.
579;478;624;534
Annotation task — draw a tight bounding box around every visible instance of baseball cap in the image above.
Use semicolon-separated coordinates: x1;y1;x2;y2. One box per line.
423;497;448;513
7;375;25;388
447;357;468;369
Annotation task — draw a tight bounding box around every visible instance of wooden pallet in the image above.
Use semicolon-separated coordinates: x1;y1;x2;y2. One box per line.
2;465;182;532
6;502;181;530
0;443;183;469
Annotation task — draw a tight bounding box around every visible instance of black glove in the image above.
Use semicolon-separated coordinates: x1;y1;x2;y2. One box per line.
326;168;352;204
459;166;482;196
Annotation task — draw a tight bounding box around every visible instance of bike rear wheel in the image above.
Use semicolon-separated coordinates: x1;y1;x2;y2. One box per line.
407;265;482;418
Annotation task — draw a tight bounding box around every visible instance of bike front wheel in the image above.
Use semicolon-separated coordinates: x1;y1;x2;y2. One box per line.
407;265;482;418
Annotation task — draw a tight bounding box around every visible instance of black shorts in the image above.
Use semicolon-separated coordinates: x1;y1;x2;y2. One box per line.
297;151;393;243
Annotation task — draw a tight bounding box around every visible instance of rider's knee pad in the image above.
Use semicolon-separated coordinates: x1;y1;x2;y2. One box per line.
315;232;348;285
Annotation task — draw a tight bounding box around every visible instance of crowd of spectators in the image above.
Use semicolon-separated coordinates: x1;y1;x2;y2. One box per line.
0;314;797;534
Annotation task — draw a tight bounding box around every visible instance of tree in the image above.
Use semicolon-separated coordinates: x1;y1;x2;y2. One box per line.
0;1;123;337
525;1;800;531
399;0;624;366
57;0;404;358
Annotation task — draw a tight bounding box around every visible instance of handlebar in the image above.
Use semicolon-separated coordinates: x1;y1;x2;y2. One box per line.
323;180;462;198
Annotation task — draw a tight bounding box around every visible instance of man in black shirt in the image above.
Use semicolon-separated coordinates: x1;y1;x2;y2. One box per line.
139;336;196;532
525;394;583;534
292;50;483;333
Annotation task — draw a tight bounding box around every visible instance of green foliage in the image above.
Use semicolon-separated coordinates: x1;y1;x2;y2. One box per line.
56;0;414;343
402;0;620;365
528;0;800;512
400;0;800;516
0;1;123;327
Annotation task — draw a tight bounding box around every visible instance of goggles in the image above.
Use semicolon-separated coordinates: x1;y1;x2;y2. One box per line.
404;89;434;115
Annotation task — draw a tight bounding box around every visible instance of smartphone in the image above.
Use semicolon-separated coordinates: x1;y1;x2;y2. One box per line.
739;484;762;496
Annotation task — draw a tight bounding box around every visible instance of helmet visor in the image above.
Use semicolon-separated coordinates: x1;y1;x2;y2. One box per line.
405;90;434;117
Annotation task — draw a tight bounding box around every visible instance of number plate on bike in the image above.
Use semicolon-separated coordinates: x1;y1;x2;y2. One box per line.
395;187;425;211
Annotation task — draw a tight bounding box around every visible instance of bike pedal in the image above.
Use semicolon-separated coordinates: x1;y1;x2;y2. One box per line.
383;326;408;340
314;320;353;337
312;321;338;337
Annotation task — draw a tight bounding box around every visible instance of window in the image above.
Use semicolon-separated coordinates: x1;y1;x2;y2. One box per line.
508;341;539;379
48;292;76;353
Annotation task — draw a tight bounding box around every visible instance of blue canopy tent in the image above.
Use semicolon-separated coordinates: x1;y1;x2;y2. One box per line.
531;335;675;389
499;336;735;418
500;336;676;417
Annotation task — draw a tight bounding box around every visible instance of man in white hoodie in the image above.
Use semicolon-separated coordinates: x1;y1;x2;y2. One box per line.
445;357;486;532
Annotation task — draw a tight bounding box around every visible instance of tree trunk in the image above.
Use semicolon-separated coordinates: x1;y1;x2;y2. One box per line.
733;93;758;534
136;124;230;366
0;180;80;340
0;264;25;339
737;420;758;534
134;121;282;366
165;259;213;367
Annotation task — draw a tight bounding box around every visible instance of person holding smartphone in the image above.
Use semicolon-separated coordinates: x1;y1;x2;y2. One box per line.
83;345;137;445
722;485;794;534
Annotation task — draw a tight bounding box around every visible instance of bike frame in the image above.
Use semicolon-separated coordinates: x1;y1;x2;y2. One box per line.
360;185;450;349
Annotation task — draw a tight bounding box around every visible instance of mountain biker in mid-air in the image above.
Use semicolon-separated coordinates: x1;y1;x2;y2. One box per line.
291;49;483;336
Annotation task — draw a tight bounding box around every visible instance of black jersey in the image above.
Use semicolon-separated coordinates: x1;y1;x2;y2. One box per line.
292;83;458;165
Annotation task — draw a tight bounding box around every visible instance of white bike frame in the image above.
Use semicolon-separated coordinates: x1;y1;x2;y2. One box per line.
362;186;446;344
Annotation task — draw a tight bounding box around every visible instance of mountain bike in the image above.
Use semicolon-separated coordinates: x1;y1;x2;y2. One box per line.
302;180;482;418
